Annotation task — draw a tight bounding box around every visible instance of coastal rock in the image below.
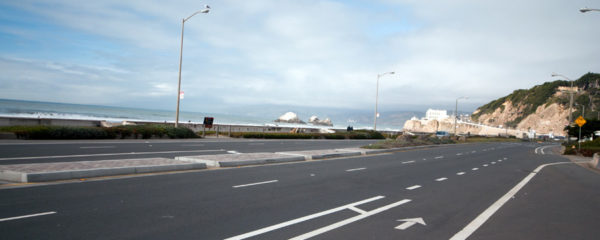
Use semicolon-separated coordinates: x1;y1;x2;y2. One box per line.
308;115;333;126
274;112;306;124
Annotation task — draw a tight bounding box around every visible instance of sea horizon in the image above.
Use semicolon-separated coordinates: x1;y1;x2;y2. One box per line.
0;99;415;131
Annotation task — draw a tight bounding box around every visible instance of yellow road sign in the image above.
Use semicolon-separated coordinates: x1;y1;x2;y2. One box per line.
575;116;586;127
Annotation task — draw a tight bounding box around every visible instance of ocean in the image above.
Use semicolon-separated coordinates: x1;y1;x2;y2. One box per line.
0;99;412;131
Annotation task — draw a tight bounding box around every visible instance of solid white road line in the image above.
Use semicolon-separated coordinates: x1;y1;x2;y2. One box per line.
457;172;466;175
225;196;385;240
402;160;415;164
406;185;421;190
289;199;411;240
346;168;366;172
0;211;57;222
435;177;448;182
450;162;570;240
0;149;226;161
79;146;115;149
232;180;278;188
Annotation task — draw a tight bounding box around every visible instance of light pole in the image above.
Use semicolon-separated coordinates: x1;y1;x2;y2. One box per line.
175;5;211;128
373;71;395;131
551;73;575;142
454;96;468;136
580;7;600;13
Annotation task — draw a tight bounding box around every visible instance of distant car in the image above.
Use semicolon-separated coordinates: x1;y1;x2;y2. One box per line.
553;136;565;141
436;131;449;138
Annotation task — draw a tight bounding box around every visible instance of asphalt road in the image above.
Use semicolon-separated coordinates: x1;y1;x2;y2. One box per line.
1;141;598;239
0;138;380;164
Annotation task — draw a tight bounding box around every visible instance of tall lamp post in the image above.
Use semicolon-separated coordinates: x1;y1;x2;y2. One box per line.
175;5;211;128
454;96;468;136
551;73;575;142
580;7;600;13
374;72;395;131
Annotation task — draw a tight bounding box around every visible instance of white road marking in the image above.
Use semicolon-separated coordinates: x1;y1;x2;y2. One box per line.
395;217;426;230
456;153;463;156
472;168;479;171
0;149;226;161
227;150;241;154
248;143;265;146
406;185;421;190
289;199;411;240
348;206;367;214
79;146;115;149
503;157;507;160
422;158;427;161
491;162;496;164
435;177;448;182
434;156;444;159
402;160;415;164
457;172;465;175
346;168;366;172
232;180;278;188
498;160;502;162
0;211;57;222
225;196;385;240
483;164;489;167
471;151;477;153
450;162;570;240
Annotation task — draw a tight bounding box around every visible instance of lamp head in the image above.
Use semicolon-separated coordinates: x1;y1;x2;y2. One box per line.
580;8;590;13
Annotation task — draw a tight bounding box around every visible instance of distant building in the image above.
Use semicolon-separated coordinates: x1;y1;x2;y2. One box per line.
425;109;449;120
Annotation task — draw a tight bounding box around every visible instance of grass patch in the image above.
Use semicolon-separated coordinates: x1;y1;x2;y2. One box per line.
0;125;198;140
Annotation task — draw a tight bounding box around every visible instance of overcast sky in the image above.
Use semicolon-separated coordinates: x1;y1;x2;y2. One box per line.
0;0;599;114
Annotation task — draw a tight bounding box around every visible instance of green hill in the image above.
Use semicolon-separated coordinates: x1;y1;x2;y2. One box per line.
472;72;600;127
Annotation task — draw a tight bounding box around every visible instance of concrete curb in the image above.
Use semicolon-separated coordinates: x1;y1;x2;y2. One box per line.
0;162;206;183
590;153;600;170
176;154;306;168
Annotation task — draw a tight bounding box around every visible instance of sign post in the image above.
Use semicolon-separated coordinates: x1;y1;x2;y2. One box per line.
575;116;586;151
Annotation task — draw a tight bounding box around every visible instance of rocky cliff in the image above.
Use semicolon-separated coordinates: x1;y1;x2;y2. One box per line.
404;72;600;137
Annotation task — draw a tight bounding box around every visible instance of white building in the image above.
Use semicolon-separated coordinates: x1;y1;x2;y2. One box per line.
425;109;449;120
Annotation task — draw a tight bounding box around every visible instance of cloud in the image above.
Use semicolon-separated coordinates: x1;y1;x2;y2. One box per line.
1;0;599;114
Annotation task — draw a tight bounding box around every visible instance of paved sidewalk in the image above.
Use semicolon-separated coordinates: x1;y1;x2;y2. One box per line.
0;158;206;183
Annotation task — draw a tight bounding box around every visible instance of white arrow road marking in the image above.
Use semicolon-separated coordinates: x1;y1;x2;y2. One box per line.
0;211;57;222
395;217;426;230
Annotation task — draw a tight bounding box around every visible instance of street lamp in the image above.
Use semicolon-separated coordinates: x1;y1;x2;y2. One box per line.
580;7;600;13
175;5;211;128
374;71;395;131
551;73;575;142
454;96;468;136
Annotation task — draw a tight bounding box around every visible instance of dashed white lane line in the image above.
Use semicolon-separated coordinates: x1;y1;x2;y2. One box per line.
471;151;477;153
0;211;57;222
233;180;278;188
498;160;502;162
435;177;448;182
346;167;366;172
422;158;427;161
472;168;479;171
450;162;571;240
225;196;385;240
406;185;422;190
402;160;415;164
483;164;489;167
434;156;444;159
456;153;463;156
503;157;507;160
491;162;496;164
457;172;465;175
